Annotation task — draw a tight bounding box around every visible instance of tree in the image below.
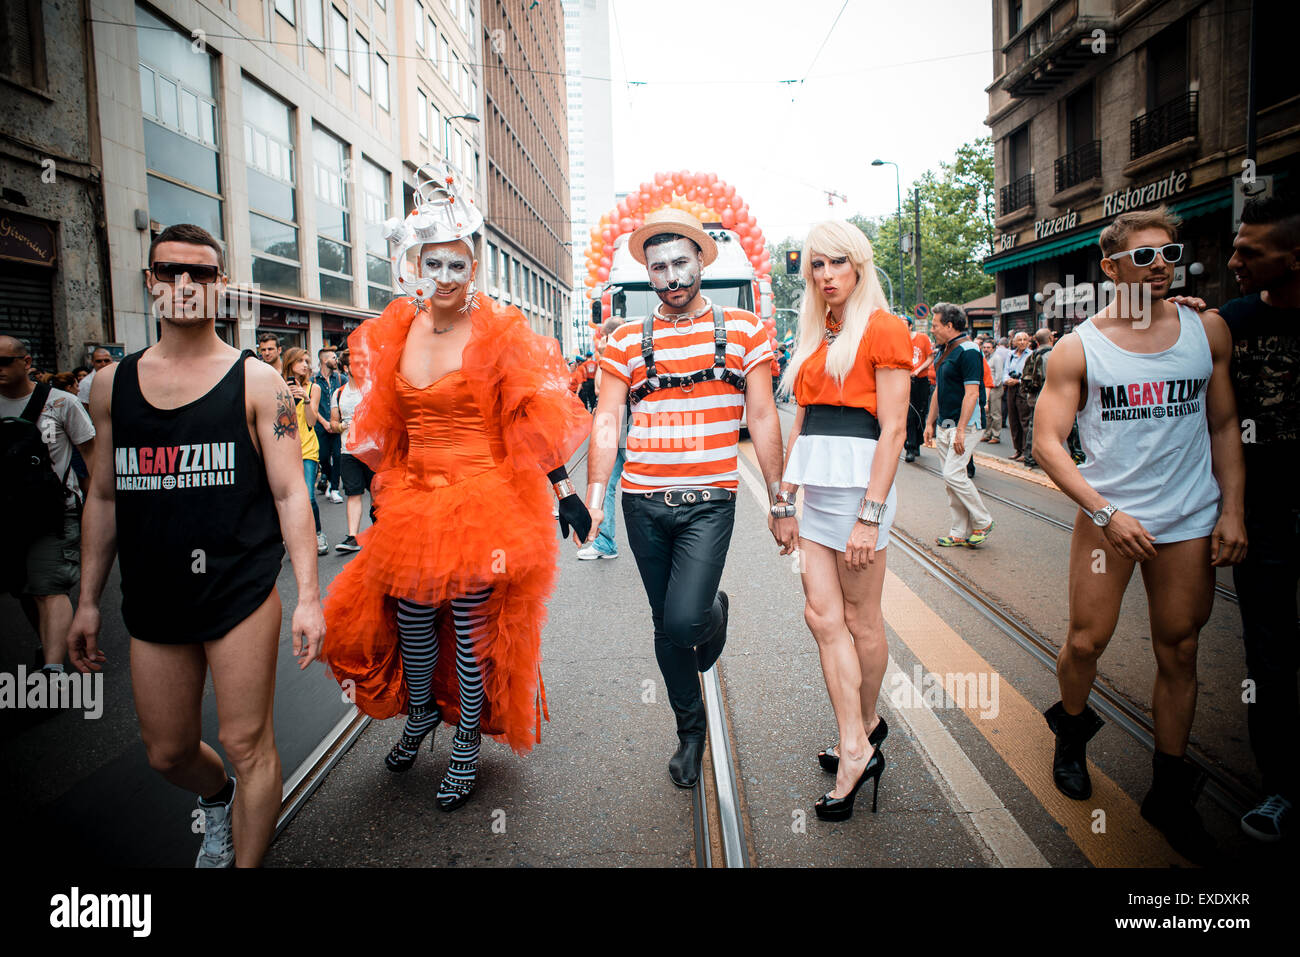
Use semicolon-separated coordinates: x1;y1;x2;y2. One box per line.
866;137;995;317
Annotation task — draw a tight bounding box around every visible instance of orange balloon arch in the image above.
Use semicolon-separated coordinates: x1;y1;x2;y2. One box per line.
583;170;772;297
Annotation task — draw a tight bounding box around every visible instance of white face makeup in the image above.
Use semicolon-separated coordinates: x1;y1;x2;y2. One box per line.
645;237;702;304
420;241;475;288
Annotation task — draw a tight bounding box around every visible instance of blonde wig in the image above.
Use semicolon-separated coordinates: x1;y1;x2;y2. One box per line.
780;220;893;395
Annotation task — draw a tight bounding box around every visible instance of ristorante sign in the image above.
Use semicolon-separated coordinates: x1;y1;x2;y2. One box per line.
0;213;56;266
1102;169;1189;217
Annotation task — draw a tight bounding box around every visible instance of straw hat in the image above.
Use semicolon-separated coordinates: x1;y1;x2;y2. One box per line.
627;209;718;267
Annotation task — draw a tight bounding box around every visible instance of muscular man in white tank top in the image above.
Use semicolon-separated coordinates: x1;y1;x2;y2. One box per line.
1031;209;1247;865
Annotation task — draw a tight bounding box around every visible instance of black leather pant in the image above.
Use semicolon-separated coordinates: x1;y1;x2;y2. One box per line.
622;493;735;742
906;377;931;454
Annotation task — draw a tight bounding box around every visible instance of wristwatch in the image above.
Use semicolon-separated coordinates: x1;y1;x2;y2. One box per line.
1091;504;1118;527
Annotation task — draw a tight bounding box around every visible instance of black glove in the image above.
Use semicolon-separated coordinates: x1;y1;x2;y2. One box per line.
558;494;592;542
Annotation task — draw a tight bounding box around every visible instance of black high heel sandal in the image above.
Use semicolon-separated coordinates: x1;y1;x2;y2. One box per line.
384;704;442;773
814;747;885;822
818;716;888;774
437;728;481;812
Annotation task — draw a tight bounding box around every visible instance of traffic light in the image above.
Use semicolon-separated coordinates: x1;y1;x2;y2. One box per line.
785;250;801;274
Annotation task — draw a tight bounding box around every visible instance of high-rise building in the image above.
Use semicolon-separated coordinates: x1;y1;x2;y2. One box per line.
480;0;572;343
562;0;613;353
984;0;1300;337
82;0;409;356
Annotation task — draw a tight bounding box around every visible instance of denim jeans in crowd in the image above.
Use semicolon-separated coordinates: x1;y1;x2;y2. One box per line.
303;458;321;532
593;448;625;555
622;493;735;741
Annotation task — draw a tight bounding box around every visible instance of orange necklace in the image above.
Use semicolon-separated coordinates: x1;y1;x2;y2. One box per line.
824;311;843;343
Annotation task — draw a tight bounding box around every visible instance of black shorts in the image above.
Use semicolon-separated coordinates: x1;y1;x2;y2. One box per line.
340;453;373;497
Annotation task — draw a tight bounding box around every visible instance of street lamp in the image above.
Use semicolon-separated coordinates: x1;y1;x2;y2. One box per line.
444;112;480;172
871;159;906;313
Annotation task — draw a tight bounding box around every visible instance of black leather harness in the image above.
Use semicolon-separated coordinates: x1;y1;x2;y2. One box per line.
627;305;749;405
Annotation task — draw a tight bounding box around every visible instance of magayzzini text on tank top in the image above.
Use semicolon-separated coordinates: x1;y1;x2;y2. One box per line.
1095;377;1208;422
114;442;238;490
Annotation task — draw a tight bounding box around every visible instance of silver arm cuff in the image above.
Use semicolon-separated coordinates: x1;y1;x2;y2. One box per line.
552;478;577;499
856;498;888;526
585;483;606;509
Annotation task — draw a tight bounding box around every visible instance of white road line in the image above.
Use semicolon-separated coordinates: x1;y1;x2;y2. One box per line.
735;444;1048;867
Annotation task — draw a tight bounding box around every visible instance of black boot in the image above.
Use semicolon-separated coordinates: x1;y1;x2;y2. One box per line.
1141;751;1219;865
695;591;729;673
1043;701;1105;799
669;737;705;788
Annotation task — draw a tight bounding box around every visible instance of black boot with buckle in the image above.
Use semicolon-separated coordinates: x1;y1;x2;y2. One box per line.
1043;700;1105;799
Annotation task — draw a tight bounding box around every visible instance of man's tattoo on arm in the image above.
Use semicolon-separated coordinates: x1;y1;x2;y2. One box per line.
273;389;299;440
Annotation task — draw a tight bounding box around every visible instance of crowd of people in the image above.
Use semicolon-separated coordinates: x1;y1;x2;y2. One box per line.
4;170;1295;868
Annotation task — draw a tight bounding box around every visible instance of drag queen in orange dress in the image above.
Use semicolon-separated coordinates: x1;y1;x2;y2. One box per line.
321;166;591;810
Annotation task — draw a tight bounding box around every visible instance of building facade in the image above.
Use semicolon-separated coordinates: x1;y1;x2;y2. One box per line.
984;0;1300;335
0;0;113;373
562;0;613;355
481;0;572;343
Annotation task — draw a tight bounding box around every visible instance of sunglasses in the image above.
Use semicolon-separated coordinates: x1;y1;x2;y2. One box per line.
150;261;222;283
0;355;28;367
1108;243;1183;267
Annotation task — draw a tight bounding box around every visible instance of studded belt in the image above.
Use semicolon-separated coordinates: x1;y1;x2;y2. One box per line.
641;488;735;507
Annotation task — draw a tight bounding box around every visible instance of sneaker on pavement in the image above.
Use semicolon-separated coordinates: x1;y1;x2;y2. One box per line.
1241;794;1292;842
335;535;361;553
328;490;344;504
967;520;995;546
316;531;329;555
576;544;618;560
195;778;236;868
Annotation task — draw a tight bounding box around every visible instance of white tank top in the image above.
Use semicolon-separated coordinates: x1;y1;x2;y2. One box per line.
1073;303;1220;543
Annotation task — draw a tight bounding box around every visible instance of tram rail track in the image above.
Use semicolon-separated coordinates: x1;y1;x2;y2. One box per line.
888;528;1255;818
910;457;1240;606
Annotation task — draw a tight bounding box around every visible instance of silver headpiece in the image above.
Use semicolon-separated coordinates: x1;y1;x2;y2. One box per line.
382;163;483;304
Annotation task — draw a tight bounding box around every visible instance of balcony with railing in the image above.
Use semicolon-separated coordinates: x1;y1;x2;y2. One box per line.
1000;173;1035;217
1130;92;1198;160
1054;139;1101;193
998;0;1115;98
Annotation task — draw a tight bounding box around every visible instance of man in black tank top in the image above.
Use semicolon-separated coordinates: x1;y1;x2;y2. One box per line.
65;223;326;868
1204;189;1300;843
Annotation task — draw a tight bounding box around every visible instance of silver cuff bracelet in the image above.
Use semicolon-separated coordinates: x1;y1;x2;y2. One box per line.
585;483;605;509
552;478;577;499
857;498;887;526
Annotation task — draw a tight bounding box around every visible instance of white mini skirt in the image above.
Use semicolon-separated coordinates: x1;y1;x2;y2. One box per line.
800;483;895;552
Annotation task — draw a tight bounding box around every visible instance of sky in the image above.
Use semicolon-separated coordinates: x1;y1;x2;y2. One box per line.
599;0;994;244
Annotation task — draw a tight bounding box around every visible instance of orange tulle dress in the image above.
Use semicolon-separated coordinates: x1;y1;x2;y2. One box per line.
321;294;589;754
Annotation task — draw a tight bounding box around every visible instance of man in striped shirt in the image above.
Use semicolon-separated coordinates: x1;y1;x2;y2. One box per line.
579;210;791;788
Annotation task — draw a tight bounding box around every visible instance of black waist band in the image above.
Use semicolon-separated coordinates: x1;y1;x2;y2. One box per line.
801;404;881;440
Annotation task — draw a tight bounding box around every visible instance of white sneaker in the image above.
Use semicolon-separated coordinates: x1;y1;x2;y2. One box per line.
195;778;236;868
576;544;618;561
316;531;329;554
328;490;344;504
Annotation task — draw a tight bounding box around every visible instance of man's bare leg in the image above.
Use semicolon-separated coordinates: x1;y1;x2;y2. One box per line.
131;638;227;797
1059;515;1136;710
1139;538;1215;756
33;593;73;667
206;588;283;867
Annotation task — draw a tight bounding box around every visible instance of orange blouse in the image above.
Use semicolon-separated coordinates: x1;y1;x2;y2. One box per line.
794;309;914;414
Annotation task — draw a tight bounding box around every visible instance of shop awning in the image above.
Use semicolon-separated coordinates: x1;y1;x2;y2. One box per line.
982;227;1101;274
1170;187;1232;220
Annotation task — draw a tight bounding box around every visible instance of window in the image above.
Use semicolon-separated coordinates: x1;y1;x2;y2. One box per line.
375;54;389;111
1008;125;1030;181
440;34;450;80
330;5;348;73
244;78;300;296
487;242;499;294
417;88;428;139
362;159;392;312
1258;0;1300;108
461;65;470;107
1008;0;1022;36
1147;20;1187;110
501;251;511;300
431;102;442;153
1065;83;1094;151
453;52;462;96
305;0;324;48
313;126;353;305
458;0;469;33
470;80;478;114
454;130;463;171
354;32;370;92
136;3;223;240
274;0;295;24
414;1;425;48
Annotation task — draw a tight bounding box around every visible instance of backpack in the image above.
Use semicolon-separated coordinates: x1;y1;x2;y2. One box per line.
1;384;72;587
1022;346;1052;396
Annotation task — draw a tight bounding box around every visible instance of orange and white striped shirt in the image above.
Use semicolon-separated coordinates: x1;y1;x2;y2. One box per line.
599;304;774;492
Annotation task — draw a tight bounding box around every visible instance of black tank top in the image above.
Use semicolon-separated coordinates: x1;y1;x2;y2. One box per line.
112;349;284;644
